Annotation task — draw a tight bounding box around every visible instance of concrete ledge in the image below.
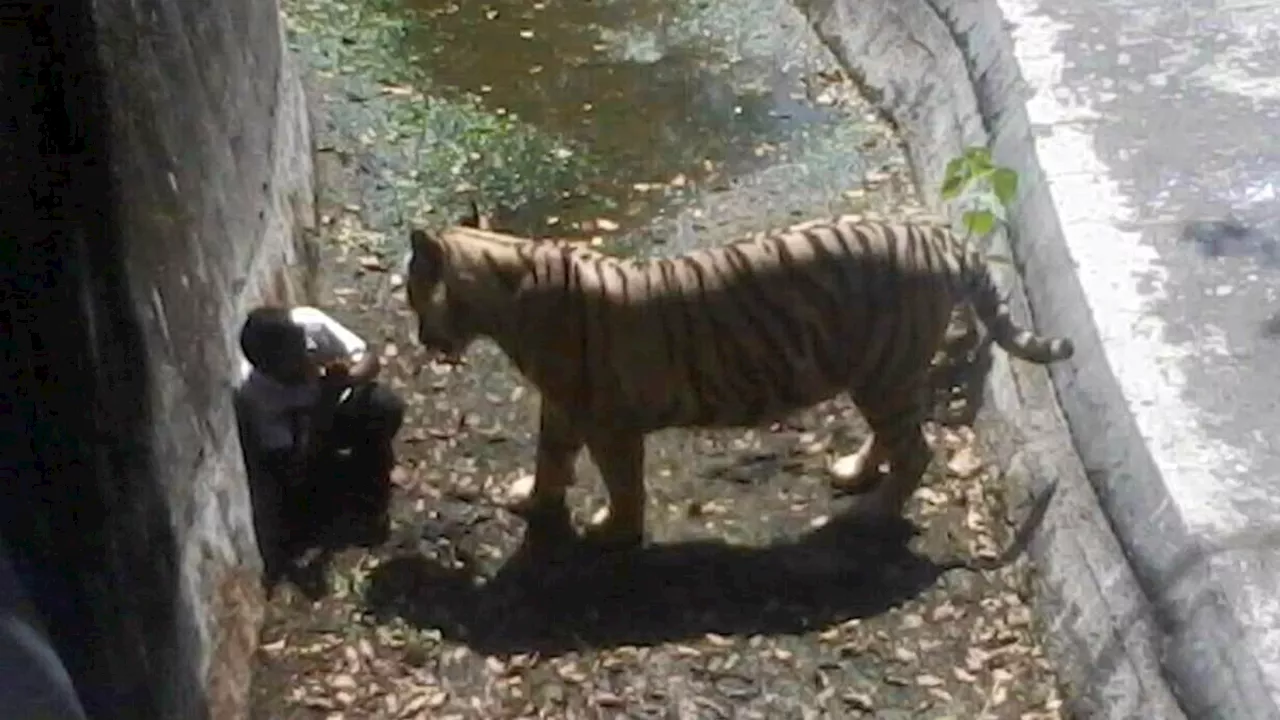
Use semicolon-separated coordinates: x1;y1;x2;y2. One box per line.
794;0;1210;716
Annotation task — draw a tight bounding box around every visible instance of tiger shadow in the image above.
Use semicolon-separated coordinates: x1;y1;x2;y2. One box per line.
363;509;949;657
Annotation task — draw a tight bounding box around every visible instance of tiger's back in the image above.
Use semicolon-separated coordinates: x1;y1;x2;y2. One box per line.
499;216;1070;431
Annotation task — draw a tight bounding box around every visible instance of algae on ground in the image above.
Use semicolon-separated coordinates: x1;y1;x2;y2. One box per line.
282;0;606;247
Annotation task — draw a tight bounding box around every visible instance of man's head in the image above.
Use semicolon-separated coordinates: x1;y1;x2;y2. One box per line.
240;306;310;383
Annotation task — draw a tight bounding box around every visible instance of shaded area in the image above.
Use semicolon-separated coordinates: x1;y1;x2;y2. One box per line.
243;437;397;599
367;510;933;658
0;3;184;717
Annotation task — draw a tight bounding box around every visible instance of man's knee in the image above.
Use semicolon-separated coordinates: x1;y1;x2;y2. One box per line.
369;386;405;438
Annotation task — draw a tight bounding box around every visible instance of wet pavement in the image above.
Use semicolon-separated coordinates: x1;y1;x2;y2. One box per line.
1000;0;1280;715
251;0;1067;716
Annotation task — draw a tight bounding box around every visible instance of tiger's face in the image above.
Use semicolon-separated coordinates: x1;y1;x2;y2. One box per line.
406;228;473;360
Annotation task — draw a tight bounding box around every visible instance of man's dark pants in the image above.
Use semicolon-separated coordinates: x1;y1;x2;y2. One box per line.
245;381;405;580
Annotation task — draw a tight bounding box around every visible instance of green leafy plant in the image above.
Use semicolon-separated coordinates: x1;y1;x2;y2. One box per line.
940;146;1019;239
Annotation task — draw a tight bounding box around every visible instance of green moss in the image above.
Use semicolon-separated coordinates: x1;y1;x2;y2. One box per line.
282;0;602;246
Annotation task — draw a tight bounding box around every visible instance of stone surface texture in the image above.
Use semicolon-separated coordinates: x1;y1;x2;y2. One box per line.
0;1;314;718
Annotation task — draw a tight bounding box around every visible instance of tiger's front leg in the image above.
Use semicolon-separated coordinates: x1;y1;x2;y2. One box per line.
582;428;647;551
510;401;582;540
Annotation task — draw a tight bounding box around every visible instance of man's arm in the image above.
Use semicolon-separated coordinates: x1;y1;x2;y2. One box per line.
292;307;367;357
236;389;310;486
304;368;350;448
292;306;383;384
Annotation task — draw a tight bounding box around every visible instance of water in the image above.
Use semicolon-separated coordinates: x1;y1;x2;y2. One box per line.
285;0;901;256
393;0;876;240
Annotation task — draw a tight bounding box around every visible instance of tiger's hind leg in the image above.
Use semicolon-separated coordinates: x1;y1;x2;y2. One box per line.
510;401;582;542
581;429;647;552
840;377;933;530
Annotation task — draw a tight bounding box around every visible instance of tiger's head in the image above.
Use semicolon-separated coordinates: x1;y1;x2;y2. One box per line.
405;202;513;361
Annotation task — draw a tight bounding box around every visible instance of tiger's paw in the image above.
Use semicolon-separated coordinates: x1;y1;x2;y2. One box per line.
502;474;542;515
829;437;888;495
829;457;887;496
510;494;575;543
581;510;645;553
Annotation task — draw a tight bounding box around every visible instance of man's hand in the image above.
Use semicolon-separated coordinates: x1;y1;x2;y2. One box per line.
320;359;351;385
347;352;381;384
315;361;350;403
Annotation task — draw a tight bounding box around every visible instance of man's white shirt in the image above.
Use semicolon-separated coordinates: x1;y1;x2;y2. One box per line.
235;307;369;452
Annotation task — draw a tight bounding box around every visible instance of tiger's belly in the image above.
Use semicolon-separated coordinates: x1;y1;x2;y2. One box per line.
602;354;852;432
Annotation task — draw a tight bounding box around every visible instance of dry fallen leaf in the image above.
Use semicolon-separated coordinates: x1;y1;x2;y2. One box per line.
592;691;624;707
590;505;609;527
947;446;984;478
843;691;875;711
508;474;535;504
556;663;588;683
705;633;733;647
916;674;945;688
358;255;386;271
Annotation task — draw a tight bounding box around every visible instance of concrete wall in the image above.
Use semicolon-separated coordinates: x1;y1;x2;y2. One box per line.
0;1;314;718
792;0;1186;717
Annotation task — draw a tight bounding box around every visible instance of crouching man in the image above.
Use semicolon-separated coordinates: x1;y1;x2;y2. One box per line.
233;305;405;580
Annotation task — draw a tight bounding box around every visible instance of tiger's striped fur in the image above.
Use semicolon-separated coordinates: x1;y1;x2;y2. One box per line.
405;214;1074;549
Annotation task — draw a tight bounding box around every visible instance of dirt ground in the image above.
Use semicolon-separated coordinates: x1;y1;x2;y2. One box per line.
248;1;1069;716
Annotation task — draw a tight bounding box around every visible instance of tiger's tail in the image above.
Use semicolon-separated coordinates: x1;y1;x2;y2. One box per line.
961;250;1074;364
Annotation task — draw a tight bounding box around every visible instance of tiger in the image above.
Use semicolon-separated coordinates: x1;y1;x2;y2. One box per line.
403;210;1074;551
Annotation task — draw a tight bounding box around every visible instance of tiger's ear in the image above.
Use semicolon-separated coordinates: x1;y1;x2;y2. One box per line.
459;200;493;231
409;228;445;271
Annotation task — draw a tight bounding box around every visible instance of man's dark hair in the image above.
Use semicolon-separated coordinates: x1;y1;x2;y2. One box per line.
239;306;305;370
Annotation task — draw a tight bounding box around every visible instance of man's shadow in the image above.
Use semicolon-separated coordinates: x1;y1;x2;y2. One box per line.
363;510;957;657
